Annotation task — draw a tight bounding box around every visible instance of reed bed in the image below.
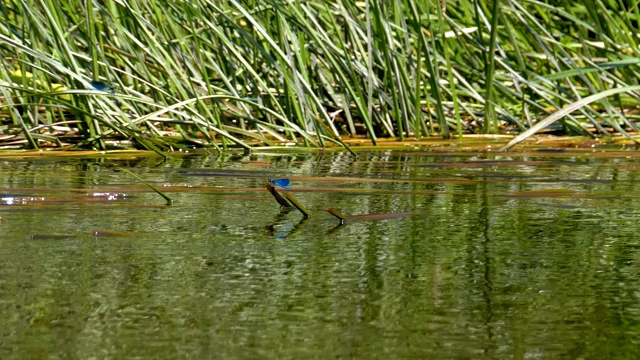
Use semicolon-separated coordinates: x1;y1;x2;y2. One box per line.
1;0;640;152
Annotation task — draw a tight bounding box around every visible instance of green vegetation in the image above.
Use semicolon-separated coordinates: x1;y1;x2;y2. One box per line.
2;0;640;152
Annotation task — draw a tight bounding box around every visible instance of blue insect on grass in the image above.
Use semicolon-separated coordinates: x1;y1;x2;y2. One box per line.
90;80;115;93
268;178;292;189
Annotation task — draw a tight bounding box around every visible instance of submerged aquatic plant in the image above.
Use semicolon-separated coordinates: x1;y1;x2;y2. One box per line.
1;0;640;152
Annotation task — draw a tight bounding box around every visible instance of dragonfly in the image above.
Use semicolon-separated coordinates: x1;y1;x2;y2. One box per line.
90;80;115;93
268;178;292;189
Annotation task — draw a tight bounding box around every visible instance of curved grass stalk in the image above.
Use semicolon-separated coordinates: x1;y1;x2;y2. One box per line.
116;167;173;206
499;85;640;151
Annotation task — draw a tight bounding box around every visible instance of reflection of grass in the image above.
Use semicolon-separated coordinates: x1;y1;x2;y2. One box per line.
3;1;640;152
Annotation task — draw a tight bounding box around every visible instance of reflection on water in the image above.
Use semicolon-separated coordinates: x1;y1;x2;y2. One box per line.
1;150;640;358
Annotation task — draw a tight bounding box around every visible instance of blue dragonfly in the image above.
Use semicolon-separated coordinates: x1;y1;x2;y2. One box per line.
268;178;292;189
90;80;115;94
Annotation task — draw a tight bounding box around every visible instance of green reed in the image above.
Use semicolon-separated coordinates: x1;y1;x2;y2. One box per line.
1;0;640;152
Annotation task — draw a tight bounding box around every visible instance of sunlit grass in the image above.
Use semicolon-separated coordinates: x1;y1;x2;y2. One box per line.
1;0;640;152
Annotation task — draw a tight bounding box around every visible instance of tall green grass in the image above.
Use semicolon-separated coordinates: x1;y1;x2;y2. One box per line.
1;0;640;152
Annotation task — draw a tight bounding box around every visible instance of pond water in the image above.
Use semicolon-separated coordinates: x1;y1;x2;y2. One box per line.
1;147;639;358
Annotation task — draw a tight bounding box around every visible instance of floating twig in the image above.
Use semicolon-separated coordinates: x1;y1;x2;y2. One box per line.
326;208;349;224
283;192;310;218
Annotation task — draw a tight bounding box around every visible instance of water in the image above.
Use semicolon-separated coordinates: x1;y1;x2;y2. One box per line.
1;149;639;358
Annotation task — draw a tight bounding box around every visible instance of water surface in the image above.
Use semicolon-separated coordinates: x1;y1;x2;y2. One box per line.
1;149;639;358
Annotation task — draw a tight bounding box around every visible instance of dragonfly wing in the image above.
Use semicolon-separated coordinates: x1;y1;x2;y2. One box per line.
268;178;292;189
